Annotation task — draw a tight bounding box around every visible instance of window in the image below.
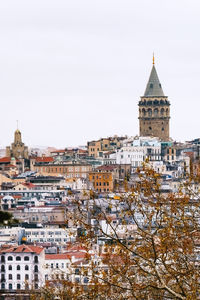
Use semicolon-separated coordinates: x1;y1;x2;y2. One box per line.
8;256;13;261
25;274;29;280
17;265;20;271
24;256;29;261
16;256;21;261
1;283;5;290
9;274;12;280
34;256;38;263
56;263;59;269
1;265;5;272
8;265;12;271
84;277;89;284
34;274;38;282
17;284;21;290
34;265;38;272
35;283;38;289
25;265;29;271
9;284;12;290
75;268;80;275
1;274;5;281
17;274;21;280
154;108;158;116
148;109;152;117
1;255;5;263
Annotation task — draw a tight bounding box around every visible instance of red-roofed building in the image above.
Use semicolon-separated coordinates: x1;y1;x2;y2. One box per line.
0;244;45;291
0;156;23;174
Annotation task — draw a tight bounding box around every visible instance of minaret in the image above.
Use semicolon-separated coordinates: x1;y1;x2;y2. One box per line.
138;56;170;141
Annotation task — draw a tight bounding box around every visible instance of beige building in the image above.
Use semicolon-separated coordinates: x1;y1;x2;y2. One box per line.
6;129;28;159
13;206;66;224
88;136;125;158
139;59;170;141
33;162;92;180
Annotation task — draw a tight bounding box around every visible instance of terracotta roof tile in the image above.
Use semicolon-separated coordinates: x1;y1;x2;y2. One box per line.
45;254;70;260
0;157;11;163
35;157;54;163
0;244;43;254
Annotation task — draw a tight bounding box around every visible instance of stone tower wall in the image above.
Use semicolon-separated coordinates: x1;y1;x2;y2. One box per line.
139;97;170;141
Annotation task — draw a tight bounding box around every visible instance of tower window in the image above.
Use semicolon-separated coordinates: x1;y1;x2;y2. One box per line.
148;109;152;117
154;108;158;116
162;128;164;131
149;127;152;130
150;83;153;88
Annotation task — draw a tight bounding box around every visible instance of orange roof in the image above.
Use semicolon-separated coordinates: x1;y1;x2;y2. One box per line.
0;157;11;163
45;254;70;260
51;150;65;153
22;183;35;188
35;157;54;163
0;244;43;254
78;149;87;153
65;252;89;259
0;157;20;163
5;164;17;168
13;195;22;199
97;165;118;171
66;245;87;252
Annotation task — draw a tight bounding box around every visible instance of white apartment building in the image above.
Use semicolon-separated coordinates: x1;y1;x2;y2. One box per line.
45;250;90;284
0;244;45;291
24;226;76;245
114;136;161;170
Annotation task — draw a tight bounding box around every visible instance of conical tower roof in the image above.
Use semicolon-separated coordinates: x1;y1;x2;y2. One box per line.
144;64;165;97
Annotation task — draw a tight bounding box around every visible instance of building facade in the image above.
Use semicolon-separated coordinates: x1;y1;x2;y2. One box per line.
0;244;45;291
139;59;170;141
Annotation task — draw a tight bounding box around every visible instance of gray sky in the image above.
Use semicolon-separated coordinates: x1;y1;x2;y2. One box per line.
0;0;199;148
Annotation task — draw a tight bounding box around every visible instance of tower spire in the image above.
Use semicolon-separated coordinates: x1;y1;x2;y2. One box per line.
143;60;165;97
153;53;155;65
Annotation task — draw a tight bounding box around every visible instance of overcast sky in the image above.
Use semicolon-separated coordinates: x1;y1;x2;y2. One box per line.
0;0;199;148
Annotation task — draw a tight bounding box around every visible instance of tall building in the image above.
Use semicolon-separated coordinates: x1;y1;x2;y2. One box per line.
6;128;28;159
138;57;170;141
